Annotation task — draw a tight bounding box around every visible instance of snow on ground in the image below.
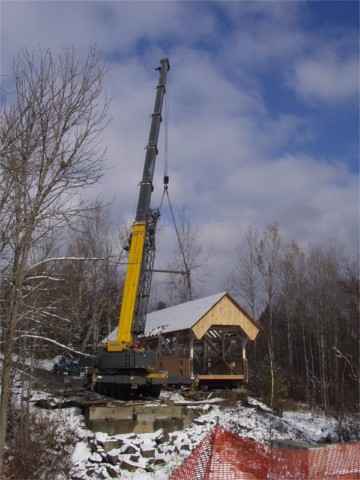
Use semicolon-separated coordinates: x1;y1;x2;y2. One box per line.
282;410;338;443
72;442;92;465
65;391;360;480
36;355;63;371
0;352;62;371
2;357;359;479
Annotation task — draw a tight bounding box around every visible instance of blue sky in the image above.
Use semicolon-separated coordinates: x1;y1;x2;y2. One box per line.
1;1;359;294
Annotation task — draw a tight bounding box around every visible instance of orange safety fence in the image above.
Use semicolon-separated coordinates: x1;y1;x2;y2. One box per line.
170;426;360;480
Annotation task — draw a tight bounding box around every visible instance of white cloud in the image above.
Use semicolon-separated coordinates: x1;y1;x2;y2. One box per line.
1;1;358;296
291;52;358;102
185;154;358;292
218;2;305;71
226;25;305;69
1;2;215;70
220;2;300;26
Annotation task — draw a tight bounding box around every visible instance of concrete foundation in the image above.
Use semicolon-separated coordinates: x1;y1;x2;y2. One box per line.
86;401;197;434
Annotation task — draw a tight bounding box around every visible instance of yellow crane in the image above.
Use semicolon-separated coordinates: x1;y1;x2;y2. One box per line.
93;59;170;398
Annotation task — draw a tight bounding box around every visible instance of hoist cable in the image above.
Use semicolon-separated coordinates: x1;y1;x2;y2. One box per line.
158;88;169;213
156;83;192;300
158;187;166;211
163;90;169;182
165;189;192;300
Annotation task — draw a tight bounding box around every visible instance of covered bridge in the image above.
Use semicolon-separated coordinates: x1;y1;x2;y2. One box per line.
108;291;260;386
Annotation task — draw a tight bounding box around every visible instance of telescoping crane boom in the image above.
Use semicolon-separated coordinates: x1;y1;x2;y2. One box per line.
93;58;170;398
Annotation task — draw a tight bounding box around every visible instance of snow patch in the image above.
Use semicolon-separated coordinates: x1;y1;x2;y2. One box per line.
72;442;91;464
36;355;63;371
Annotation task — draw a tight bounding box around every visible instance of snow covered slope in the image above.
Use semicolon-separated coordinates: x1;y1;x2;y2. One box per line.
69;392;360;480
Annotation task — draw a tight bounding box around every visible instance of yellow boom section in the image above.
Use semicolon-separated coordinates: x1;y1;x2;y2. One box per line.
107;222;146;352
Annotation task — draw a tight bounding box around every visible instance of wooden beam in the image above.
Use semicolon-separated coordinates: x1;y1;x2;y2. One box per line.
197;374;244;381
189;332;194;378
204;334;222;357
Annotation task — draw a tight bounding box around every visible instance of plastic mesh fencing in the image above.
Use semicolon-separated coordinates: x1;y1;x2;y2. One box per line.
170;426;360;480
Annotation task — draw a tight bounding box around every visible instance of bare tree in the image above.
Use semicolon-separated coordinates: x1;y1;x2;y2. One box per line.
343;256;360;411
11;207;121;360
349;263;360;411
0;47;108;473
228;227;263;319
229;224;283;406
254;224;283;407
0;107;17;274
229;221;360;413
305;245;343;412
279;242;305;374
64;204;122;352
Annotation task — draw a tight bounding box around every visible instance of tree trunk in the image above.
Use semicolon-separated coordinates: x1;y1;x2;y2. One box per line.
268;339;275;407
334;325;339;410
81;323;94;352
302;322;309;402
319;329;328;413
309;336;315;406
286;311;294;373
268;297;276;407
0;268;23;474
0;234;31;474
0;339;15;475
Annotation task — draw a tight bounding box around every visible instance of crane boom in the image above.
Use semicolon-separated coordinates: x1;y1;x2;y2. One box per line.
92;59;169;400
136;58;170;222
107;58;170;352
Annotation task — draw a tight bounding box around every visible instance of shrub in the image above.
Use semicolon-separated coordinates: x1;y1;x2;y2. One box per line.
5;408;74;480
